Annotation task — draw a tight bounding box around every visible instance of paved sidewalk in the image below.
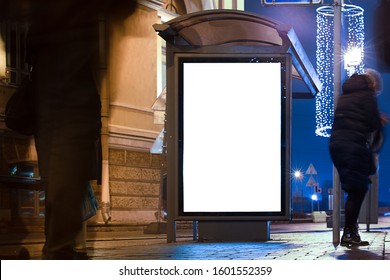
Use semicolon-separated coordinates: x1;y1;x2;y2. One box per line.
1;216;389;260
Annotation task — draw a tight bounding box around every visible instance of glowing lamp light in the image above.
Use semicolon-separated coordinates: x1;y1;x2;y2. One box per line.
294;170;303;179
311;194;318;201
344;47;363;67
344;46;364;77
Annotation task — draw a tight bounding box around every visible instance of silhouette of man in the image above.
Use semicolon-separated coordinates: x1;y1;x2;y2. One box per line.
1;0;136;259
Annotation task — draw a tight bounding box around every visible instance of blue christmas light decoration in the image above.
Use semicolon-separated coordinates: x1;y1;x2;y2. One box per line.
315;4;364;137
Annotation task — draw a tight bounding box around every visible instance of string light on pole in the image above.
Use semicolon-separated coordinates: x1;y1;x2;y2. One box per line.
315;4;365;137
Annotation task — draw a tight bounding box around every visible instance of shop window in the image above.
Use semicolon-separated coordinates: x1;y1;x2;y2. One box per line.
2;21;29;85
18;190;45;217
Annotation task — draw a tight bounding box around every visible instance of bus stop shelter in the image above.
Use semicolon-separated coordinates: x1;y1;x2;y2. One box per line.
154;9;321;242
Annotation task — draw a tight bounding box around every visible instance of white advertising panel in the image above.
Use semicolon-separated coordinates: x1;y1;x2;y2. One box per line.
180;59;283;214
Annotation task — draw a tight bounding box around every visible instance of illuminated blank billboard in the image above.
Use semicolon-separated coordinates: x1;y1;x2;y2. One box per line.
173;53;291;220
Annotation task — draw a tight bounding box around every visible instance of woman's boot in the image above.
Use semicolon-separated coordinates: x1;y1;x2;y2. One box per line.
340;224;369;247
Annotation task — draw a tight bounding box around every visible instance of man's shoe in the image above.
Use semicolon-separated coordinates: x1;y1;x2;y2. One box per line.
42;250;90;260
0;247;30;260
73;251;90;260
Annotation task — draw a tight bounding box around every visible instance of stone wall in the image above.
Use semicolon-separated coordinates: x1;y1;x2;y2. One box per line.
91;148;164;227
0;1;167;231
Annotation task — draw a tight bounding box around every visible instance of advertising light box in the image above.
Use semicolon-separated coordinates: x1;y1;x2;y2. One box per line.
172;53;291;220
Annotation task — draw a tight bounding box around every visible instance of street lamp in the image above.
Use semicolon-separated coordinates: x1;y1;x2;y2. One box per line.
292;169;304;213
294;170;303;180
344;46;362;67
311;193;320;212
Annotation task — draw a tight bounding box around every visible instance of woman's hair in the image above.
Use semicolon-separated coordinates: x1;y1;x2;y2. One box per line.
364;68;383;95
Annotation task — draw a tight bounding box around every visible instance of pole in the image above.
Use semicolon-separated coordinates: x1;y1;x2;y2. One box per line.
98;13;111;223
301;180;304;212
366;182;371;231
332;0;342;248
311;193;313;213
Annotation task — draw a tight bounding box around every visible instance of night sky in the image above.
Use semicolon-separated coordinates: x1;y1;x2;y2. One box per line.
244;0;390;208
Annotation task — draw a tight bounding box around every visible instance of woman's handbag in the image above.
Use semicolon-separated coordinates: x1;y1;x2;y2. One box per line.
82;183;99;221
369;128;384;153
4;75;35;136
368;129;385;173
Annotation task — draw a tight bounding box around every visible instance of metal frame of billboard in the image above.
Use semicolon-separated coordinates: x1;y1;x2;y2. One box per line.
173;52;292;221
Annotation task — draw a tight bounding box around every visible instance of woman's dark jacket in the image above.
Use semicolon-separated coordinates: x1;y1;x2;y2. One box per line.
329;73;382;191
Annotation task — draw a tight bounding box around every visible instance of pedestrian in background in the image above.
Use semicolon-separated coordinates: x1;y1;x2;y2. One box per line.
329;69;387;247
1;0;136;259
28;0;102;260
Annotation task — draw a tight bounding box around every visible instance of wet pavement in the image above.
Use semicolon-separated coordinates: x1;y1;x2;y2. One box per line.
0;216;389;260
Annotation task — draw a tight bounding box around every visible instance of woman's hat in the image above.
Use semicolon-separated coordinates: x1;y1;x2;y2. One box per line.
365;68;383;95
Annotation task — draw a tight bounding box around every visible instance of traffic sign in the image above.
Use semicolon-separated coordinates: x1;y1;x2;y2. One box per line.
306;175;317;187
262;0;323;4
305;163;318;175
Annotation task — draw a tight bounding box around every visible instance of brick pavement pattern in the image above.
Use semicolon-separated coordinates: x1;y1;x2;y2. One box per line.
0;228;388;260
